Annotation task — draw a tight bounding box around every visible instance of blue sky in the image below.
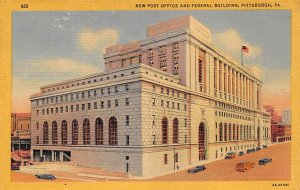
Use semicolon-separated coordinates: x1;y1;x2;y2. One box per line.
12;10;290;113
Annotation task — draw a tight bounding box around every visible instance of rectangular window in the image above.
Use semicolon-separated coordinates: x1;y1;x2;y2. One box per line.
36;122;39;130
101;101;104;108
152;98;156;106
159;45;166;54
56;97;58;103
88;103;91;110
65;106;68;112
81;92;85;99
56;107;58;113
159;57;167;70
60;107;63;113
108;87;111;94
71;94;73;100
71;105;74;112
148;59;154;66
65;94;68;101
42;109;45;115
126;135;130;146
173;43;179;51
185;135;187;143
51;97;53;103
152;115;155;125
88;91;91;98
76;93;79;99
108;100;111;108
51;108;53;114
125;84;129;92
172;102;175;109
94;102;97;109
94;90;97;97
101;89;104;95
126;115;129;126
167;101;169;108
184;104;187;111
148;49;153;57
161;100;164;107
164;154;168;164
177;103;180;110
115;99;118;107
36;136;39;144
76;105;79;111
125;98;129;106
115;86;118;93
184;119;187;127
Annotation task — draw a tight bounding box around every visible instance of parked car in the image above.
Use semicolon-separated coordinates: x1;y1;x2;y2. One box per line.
246;149;255;153
35;174;56;180
262;145;268;148
238;151;244;156
11;163;20;170
235;161;255;172
256;147;261;151
225;152;236;159
259;158;272;165
188;165;206;174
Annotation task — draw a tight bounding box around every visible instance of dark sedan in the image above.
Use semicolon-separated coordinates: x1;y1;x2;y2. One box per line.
188;165;206;174
259;158;272;165
35;174;56;180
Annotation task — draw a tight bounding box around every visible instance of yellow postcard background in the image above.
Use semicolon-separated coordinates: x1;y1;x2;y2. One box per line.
0;0;299;189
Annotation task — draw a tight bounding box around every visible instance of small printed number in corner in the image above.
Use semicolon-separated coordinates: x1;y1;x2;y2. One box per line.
21;4;28;8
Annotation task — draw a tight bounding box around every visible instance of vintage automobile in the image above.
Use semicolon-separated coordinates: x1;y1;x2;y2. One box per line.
256;147;261;151
246;149;256;153
11;163;20;170
188;165;206;174
225;152;236;159
35;174;56;180
235;161;255;172
259;158;272;165
238;151;244;156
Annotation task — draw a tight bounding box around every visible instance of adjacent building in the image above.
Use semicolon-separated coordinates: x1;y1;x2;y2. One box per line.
271;123;291;142
282;109;291;125
30;16;271;178
11;113;31;151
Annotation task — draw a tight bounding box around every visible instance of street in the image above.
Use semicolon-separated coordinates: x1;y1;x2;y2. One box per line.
152;142;290;181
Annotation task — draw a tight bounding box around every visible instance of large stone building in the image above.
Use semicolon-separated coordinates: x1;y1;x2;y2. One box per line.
30;16;271;178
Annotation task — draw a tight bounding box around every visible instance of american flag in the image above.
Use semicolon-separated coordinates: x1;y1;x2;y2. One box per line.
241;46;249;53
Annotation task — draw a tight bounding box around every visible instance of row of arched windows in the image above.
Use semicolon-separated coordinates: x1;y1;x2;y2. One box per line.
162;117;179;144
218;123;252;142
42;117;117;145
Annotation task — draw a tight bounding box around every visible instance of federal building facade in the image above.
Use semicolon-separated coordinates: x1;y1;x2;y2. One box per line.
30;16;271;178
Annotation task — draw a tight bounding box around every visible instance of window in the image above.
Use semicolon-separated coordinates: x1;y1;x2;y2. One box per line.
76;93;79;99
88;91;90;98
161;100;164;107
149;59;154;66
82;104;85;111
152;98;156;106
82;92;85;99
76;105;79;111
109;117;118;145
177;103;180;110
88;103;91;110
219;123;223;141
161;87;164;94
126;135;129;146
94;102;97;109
115;99;119;107
125;98;129;106
42;109;45;115
101;101;104;108
125;84;129;92
83;119;90;145
148;49;153;57
173;43;179;51
108;100;111;108
172;102;175;109
95;118;103;145
51;108;53;114
162;117;168;144
159;57;167;70
61;120;68;144
36;122;39;130
52;121;58;144
108;87;111;94
184;119;187;127
224;123;227;141
43;122;49;144
173;118;179;144
101;89;104;95
185;135;187;143
72;120;78;145
164;154;168;164
36;110;39;115
126;115;129;126
167;101;169;108
94;90;97;97
115;86;118;93
229;124;232;141
56;107;58;113
36;136;39;144
159;45;166;54
66;106;68;112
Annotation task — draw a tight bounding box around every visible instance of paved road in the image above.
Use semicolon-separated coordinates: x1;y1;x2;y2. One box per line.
151;142;291;181
12;142;290;182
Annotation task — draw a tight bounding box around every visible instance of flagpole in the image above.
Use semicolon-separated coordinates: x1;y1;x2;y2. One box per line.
241;47;243;66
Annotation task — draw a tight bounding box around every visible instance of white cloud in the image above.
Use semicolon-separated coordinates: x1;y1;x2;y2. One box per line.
213;29;262;58
13;58;101;112
78;28;119;53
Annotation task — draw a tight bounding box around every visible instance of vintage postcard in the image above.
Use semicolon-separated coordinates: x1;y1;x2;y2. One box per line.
0;0;299;189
